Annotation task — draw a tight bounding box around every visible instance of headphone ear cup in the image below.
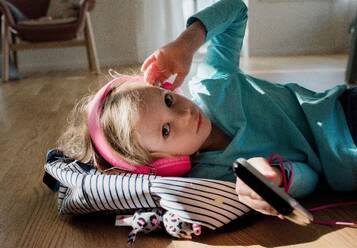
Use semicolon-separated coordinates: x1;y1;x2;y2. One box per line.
150;156;191;177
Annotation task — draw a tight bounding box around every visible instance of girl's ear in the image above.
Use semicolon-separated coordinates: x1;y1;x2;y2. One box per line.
150;151;174;159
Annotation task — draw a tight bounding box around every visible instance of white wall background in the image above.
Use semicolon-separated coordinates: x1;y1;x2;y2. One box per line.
245;0;357;56
16;0;356;73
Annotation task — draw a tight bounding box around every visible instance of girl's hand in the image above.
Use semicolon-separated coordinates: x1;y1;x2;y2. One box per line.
235;157;284;218
141;40;193;90
141;20;206;90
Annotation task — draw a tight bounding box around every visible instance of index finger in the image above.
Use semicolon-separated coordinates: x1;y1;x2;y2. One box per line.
141;54;156;72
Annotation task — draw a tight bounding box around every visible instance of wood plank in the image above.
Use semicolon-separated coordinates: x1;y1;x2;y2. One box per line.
84;13;101;74
2;15;10;82
9;40;86;50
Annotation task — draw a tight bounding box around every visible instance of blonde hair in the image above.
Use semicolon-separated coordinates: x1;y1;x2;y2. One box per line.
57;81;152;170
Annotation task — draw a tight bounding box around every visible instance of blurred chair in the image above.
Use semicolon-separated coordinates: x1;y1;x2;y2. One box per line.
0;0;100;82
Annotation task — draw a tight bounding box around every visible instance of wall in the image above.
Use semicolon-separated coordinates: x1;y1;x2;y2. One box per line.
135;0;186;63
245;0;356;56
16;0;357;73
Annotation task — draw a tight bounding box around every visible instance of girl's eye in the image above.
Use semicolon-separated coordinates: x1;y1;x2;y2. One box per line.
162;123;170;138
164;93;173;107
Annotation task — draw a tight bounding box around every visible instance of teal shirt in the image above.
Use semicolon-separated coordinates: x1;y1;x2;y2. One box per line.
185;0;357;198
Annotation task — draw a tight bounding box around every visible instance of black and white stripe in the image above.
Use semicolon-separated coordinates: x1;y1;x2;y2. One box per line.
45;160;251;229
150;177;250;229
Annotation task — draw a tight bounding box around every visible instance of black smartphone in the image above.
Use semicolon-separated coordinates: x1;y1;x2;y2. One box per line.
233;158;313;226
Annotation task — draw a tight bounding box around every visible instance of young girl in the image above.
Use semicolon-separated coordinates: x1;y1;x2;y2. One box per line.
58;0;357;219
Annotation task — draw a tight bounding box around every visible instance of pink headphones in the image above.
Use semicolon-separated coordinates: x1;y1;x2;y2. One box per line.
87;75;191;176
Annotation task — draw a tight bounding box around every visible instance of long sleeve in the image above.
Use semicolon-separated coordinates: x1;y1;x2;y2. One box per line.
186;0;248;72
278;161;319;198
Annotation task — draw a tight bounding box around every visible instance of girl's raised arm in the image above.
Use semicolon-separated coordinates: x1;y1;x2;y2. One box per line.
141;0;248;88
187;0;248;73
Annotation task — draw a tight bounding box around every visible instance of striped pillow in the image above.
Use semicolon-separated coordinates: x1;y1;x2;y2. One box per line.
43;150;251;231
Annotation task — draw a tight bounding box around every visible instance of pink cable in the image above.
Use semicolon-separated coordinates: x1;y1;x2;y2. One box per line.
268;153;357;228
308;201;357;227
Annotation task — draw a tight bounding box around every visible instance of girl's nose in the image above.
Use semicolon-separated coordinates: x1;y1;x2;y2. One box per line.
177;107;192;125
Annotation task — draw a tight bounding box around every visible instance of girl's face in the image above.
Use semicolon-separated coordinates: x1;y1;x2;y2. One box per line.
134;86;212;158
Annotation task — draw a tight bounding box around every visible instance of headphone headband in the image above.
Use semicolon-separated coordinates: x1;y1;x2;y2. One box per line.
87;75;191;176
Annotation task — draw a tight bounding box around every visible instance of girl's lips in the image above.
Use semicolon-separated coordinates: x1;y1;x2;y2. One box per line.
196;112;202;133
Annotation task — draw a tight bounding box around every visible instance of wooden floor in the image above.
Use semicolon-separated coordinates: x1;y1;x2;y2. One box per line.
0;55;356;248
